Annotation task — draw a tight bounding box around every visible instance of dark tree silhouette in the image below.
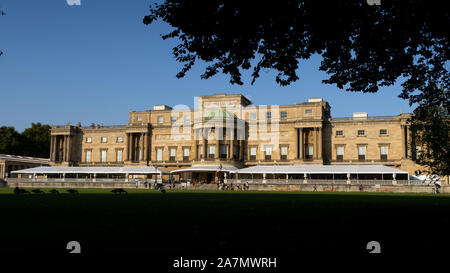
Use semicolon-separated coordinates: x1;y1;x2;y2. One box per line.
0;123;51;158
144;0;449;175
410;86;449;176
143;0;448;105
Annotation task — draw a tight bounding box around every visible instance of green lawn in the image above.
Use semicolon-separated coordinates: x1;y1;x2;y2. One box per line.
1;188;449;257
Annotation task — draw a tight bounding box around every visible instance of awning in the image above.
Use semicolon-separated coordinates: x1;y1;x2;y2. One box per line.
11;166;170;174
232;165;408;174
171;165;238;174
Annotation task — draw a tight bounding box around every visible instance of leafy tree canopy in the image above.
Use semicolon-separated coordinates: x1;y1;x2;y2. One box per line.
0;123;51;158
143;0;449;108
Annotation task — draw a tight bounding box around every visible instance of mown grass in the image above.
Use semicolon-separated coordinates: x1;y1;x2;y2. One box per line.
1;187;449;256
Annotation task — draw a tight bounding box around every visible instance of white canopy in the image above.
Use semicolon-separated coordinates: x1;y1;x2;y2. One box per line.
11;166;170;174
232;165;408;174
171;164;238;173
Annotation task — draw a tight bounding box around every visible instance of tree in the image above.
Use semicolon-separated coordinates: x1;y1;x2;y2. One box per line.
143;0;449;174
21;123;51;158
410;86;450;177
0;123;51;158
0;126;22;155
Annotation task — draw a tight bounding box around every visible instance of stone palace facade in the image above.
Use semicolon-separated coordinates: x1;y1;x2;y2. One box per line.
49;94;421;175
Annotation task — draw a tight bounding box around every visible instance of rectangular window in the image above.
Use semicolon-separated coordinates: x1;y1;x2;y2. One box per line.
209;145;215;159
137;116;142;121
184;115;191;123
183;148;190;161
101;137;107;143
280;111;287;120
380;145;388;161
280;146;288;160
169;148;176;161
157;116;164;124
250;112;257;121
156;148;163;162
306;145;314;160
380;129;388;136
86;137;92;143
250;147;257;160
265;146;272;160
101;150;107;163
305;109;312;114
358;146;366;161
198;145;203;158
117;136;123;142
336;146;344;161
336;130;344;137
116;150;123;162
219;145;227;159
266;112;272;119
85;150;91;163
171;116;177;123
357;130;365;136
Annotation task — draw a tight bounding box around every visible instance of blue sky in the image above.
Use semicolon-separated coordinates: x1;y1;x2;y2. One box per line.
0;0;414;132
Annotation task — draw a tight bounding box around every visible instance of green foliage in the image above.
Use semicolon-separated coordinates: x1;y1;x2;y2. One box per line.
0;123;50;158
410;87;450;176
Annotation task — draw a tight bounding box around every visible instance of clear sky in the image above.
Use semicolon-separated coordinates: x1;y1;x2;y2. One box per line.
0;0;415;132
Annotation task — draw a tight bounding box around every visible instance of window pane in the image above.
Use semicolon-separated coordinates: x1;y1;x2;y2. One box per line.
116;150;122;162
171;116;177;123
358;146;366;155
170;148;176;156
336;146;344;155
266;112;271;119
280;111;287;119
281;146;287;155
101;150;107;162
184;148;189;156
250;147;256;156
209;146;215;154
380;146;388;155
305;109;312;114
265;147;272;155
157;149;162;161
86;151;91;162
157;116;163;123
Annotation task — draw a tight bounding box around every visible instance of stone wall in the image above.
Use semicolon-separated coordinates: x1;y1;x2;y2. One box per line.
5;180;448;193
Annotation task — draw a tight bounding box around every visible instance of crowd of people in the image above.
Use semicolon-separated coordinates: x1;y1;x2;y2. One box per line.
217;180;250;191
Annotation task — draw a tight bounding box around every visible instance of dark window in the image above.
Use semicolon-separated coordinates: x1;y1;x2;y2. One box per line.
280;111;287;120
336;155;343;161
358;155;366;161
305;109;312;114
336;130;343;136
250;155;256;160
265;154;271;160
183;156;189;161
380;154;387;161
380;129;388;135
357;130;365;136
281;155;287;160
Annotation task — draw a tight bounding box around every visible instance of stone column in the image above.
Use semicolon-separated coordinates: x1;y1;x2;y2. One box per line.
314;128;318;159
50;136;54;161
215;140;220;159
67;135;71;163
239;140;243;160
401;125;406;159
128;133;133;161
64;135;68;161
144;133;149;162
140;133;144;161
318;128;322;159
203;128;207;159
299;128;303;160
230;140;234;159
